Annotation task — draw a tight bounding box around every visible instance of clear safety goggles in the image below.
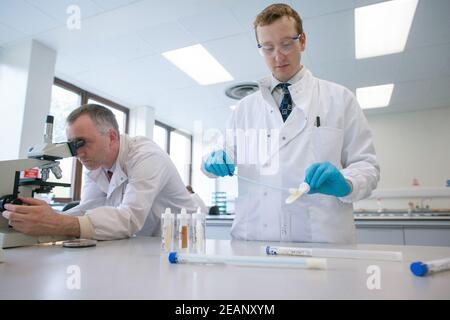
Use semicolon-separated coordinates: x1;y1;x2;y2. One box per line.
257;34;303;57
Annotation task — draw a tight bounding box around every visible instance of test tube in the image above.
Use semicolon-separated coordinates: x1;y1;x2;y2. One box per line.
168;252;327;269
191;207;206;254
410;257;450;277
177;208;191;253
161;208;174;253
266;246;403;261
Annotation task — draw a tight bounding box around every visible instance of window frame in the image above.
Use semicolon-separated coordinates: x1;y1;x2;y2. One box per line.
155;120;193;185
52;78;130;202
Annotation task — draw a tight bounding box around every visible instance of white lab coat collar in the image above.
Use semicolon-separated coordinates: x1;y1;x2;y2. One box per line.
258;68;317;166
103;162;116;174
86;135;129;197
269;66;306;93
258;67;315;115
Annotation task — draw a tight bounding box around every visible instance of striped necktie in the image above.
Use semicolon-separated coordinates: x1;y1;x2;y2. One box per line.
278;83;292;122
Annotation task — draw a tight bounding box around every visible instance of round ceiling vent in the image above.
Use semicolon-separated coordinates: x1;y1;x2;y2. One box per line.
225;83;259;100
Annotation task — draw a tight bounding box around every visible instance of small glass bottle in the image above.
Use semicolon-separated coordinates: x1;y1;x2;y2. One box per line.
177;208;191;253
161;208;174;253
191;207;206;254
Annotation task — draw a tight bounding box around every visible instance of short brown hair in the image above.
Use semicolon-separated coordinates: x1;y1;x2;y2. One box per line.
66;104;119;134
253;3;303;42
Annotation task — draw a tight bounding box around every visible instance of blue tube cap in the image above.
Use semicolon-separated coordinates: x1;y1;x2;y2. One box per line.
168;252;178;264
410;261;428;277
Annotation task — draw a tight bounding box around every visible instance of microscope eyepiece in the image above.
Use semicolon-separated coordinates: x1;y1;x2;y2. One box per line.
68;139;86;156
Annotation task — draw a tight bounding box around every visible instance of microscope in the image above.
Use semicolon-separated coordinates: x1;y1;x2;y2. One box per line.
0;115;85;248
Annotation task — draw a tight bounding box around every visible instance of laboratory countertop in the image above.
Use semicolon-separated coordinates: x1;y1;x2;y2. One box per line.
207;213;450;221
0;237;450;299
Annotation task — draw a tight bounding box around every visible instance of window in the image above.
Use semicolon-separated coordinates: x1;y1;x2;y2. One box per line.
47;84;81;199
170;131;192;185
153;124;167;152
154;121;192;185
48;78;129;202
88;98;127;134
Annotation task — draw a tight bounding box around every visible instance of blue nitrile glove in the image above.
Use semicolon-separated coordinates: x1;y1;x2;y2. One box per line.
305;162;351;197
204;150;235;177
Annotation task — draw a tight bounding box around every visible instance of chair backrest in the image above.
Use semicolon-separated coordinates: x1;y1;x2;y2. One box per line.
208;205;220;216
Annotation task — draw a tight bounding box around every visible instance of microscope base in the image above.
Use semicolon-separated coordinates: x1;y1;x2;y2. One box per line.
0;228;70;248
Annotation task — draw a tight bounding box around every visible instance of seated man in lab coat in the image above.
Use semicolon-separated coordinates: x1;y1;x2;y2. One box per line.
2;104;195;240
202;4;380;243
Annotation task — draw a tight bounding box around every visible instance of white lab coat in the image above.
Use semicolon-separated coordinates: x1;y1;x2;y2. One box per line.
66;134;195;240
202;68;379;243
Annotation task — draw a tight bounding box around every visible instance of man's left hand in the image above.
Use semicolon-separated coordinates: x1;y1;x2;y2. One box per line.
2;197;80;237
305;162;352;197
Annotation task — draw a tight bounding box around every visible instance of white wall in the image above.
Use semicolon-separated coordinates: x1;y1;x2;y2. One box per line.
20;41;57;157
0;41;31;159
129;105;155;139
367;106;450;189
0;39;56;160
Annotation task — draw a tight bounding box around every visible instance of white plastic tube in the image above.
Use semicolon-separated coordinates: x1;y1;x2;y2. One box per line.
168;252;327;269
266;246;403;262
411;257;450;277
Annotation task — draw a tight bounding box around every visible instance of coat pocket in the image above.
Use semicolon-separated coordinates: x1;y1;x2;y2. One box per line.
311;126;344;167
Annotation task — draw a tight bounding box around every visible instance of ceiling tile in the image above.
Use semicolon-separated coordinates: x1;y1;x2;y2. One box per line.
397;43;450;82
312;59;357;91
92;0;139;10
203;32;266;80
406;0;450;49
354;0;387;7
429;76;450;105
52;0;190;42
355;54;403;87
55;55;89;75
223;0;290;31
0;0;60;34
77;53;197;95
25;0;104;23
0;23;26;46
138;21;197;53
304;10;354;65
301;50;314;71
390;79;431;106
291;0;355;19
178;6;245;42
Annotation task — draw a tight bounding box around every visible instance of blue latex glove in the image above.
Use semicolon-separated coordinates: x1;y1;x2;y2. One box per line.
305;162;351;197
204;150;235;177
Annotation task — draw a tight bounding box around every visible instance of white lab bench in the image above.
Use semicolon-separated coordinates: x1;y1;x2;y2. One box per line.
206;215;450;247
0;237;450;299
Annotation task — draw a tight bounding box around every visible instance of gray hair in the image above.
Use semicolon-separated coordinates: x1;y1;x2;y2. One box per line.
66;104;119;134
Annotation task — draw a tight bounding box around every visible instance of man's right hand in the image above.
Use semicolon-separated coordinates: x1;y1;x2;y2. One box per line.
204;150;235;177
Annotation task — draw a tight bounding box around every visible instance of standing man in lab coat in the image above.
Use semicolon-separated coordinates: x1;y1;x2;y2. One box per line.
202;4;379;243
3;104;195;240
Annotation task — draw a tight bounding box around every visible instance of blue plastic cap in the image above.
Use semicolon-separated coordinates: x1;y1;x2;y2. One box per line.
410;261;428;277
168;252;178;264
